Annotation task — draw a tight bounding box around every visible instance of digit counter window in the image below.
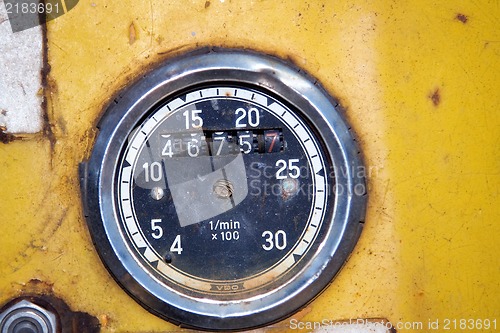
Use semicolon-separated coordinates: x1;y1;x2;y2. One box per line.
79;49;366;331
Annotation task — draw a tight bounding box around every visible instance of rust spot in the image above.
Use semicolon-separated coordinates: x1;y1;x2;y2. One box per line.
47;76;58;94
6;280;101;333
68;310;101;333
205;0;211;8
429;88;441;107
99;314;110;329
129;22;137;45
25;278;54;294
456;13;468;23
40;19;57;159
0;126;18;144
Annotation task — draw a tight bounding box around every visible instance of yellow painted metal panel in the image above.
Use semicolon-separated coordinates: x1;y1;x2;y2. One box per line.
0;0;498;332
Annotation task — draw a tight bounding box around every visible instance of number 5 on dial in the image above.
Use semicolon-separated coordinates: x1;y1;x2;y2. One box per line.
151;219;163;239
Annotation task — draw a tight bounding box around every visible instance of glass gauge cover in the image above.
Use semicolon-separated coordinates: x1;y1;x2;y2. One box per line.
80;49;366;331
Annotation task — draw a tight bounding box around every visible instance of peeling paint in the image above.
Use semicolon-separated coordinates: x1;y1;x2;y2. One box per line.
0;125;18;143
129;22;137;45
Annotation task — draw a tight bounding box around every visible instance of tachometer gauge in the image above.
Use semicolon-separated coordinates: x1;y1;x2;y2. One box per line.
80;49;366;331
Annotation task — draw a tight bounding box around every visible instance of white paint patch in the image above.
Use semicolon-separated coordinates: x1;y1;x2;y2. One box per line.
0;0;43;134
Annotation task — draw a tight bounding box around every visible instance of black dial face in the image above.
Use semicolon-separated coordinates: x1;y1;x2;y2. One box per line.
81;50;365;330
117;86;331;297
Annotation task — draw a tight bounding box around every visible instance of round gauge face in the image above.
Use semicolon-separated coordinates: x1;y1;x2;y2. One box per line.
81;49;366;331
118;85;329;297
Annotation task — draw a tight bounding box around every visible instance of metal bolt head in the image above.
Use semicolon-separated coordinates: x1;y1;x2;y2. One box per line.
0;300;57;333
213;179;234;199
150;187;165;201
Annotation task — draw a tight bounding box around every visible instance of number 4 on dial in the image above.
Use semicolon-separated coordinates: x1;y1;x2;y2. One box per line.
170;235;183;254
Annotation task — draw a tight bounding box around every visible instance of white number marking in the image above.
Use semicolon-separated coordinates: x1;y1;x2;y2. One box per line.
235;107;260;128
275;230;287;250
170;235;183;254
235;108;246;127
213;135;226;155
183;109;203;129
151;219;163;239
248;107;260;127
275;159;301;179
143;161;163;182
262;231;273;251
187;136;200;157
262;230;287;251
161;134;173;157
220;231;240;241
288;159;300;178
238;133;252;154
275;160;287;180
